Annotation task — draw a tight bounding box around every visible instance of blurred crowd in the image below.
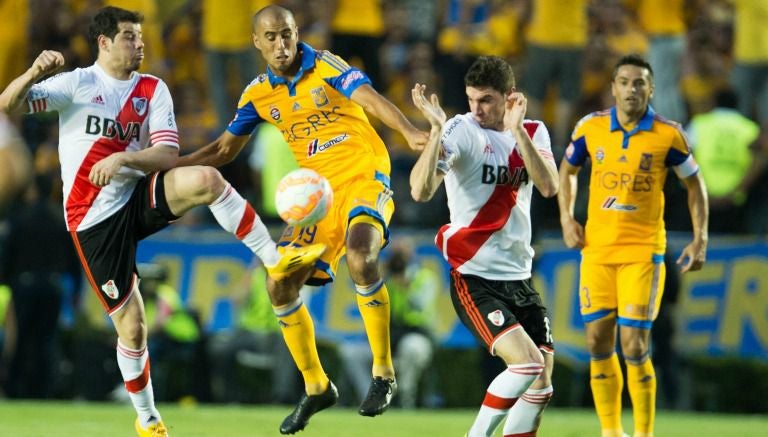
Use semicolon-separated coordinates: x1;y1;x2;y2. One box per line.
1;0;767;405
1;0;767;234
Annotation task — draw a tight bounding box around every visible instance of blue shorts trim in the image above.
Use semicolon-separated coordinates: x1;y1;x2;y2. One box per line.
618;316;653;329
582;309;615;324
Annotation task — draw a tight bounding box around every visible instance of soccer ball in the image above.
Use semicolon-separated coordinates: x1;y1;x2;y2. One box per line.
275;168;333;227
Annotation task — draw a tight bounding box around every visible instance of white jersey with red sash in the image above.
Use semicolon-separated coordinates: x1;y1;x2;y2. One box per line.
436;113;554;280
27;63;179;231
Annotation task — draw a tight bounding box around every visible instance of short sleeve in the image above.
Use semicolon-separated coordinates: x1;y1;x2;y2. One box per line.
147;80;179;148
227;86;264;137
317;50;372;98
437;115;477;173
27;71;77;113
564;114;592;167
525;120;555;164
666;126;699;178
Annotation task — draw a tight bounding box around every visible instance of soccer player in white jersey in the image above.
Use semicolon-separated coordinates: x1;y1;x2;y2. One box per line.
409;56;559;437
0;6;324;437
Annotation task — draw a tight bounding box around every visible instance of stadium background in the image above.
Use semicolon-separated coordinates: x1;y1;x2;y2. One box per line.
0;0;766;424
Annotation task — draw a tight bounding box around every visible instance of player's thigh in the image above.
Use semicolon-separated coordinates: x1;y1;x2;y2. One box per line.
449;271;524;356
579;262;618;323
616;258;666;329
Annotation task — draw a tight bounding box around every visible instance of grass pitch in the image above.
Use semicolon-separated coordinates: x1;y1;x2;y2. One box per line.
0;401;765;436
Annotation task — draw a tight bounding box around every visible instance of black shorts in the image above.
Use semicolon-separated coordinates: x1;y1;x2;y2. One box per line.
450;270;554;354
71;172;178;315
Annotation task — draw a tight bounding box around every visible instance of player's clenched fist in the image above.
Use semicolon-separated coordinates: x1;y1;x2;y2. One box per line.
29;50;65;81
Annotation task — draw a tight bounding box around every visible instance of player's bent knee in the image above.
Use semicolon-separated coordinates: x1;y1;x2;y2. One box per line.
172;166;226;203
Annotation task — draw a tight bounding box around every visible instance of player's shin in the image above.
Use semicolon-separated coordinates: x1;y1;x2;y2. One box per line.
502;385;553;436
208;182;279;266
273;298;329;394
468;363;544;437
590;353;624;436
355;280;394;375
116;340;161;428
626;353;656;436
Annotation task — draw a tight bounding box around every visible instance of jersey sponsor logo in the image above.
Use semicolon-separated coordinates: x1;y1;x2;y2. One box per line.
310;86;329;108
91;95;105;105
481;164;528;187
307;133;348;157
283;106;343;141
85;115;141;143
131;97;147;116
487;309;504;327
340;70;364;91
639;153;653;171
101;279;119;299
594;170;654;192
442;117;462;141
602;196;638;211
595;147;605;164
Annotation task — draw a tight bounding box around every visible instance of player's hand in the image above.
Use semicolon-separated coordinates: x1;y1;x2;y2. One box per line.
677;239;707;273
411;83;447;129
561;217;585;249
404;126;430;152
503;92;527;130
89;153;126;187
29;50;65;81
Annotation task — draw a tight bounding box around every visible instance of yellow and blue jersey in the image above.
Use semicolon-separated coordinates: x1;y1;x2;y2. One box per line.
227;42;390;188
564;106;698;264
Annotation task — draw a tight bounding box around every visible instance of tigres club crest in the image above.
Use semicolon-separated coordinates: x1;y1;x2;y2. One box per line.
131;97;147;116
101;279;120;299
639;153;653;171
487;309;505;327
311;86;329;107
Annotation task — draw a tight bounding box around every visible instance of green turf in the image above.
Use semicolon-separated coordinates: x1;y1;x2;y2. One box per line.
0;401;765;436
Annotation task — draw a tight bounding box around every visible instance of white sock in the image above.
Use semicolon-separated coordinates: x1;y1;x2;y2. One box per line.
116;340;161;427
502;385;553;436
468;363;544;437
208;183;279;265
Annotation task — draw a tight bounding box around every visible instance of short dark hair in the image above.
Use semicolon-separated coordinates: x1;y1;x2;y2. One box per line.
88;6;143;54
464;56;515;94
612;54;654;80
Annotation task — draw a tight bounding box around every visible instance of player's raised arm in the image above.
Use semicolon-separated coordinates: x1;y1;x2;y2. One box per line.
677;171;709;273
350;83;429;151
558;158;585;249
409;83;446;202
177;130;251;168
0;50;65;113
503;92;559;198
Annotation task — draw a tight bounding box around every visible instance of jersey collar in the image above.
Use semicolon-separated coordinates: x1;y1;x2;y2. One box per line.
610;105;656;149
266;42;317;94
609;105;655;133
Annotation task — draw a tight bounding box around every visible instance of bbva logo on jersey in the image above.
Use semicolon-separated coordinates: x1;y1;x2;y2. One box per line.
481;164;528;187
85;115;140;142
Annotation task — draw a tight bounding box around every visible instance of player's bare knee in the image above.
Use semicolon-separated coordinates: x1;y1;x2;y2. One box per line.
182;166;226;204
621;336;649;359
267;279;301;306
346;248;379;284
586;329;615;354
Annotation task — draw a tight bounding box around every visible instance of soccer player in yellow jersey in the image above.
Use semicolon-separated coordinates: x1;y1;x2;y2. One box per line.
178;5;428;434
557;54;708;437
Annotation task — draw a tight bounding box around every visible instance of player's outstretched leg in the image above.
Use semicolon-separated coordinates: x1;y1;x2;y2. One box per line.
358;376;398;417
279;380;339;434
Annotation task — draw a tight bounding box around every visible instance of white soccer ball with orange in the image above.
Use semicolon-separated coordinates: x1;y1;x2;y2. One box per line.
275;168;333;227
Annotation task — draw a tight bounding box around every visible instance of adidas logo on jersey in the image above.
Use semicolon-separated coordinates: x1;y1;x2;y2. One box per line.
91;95;105;105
